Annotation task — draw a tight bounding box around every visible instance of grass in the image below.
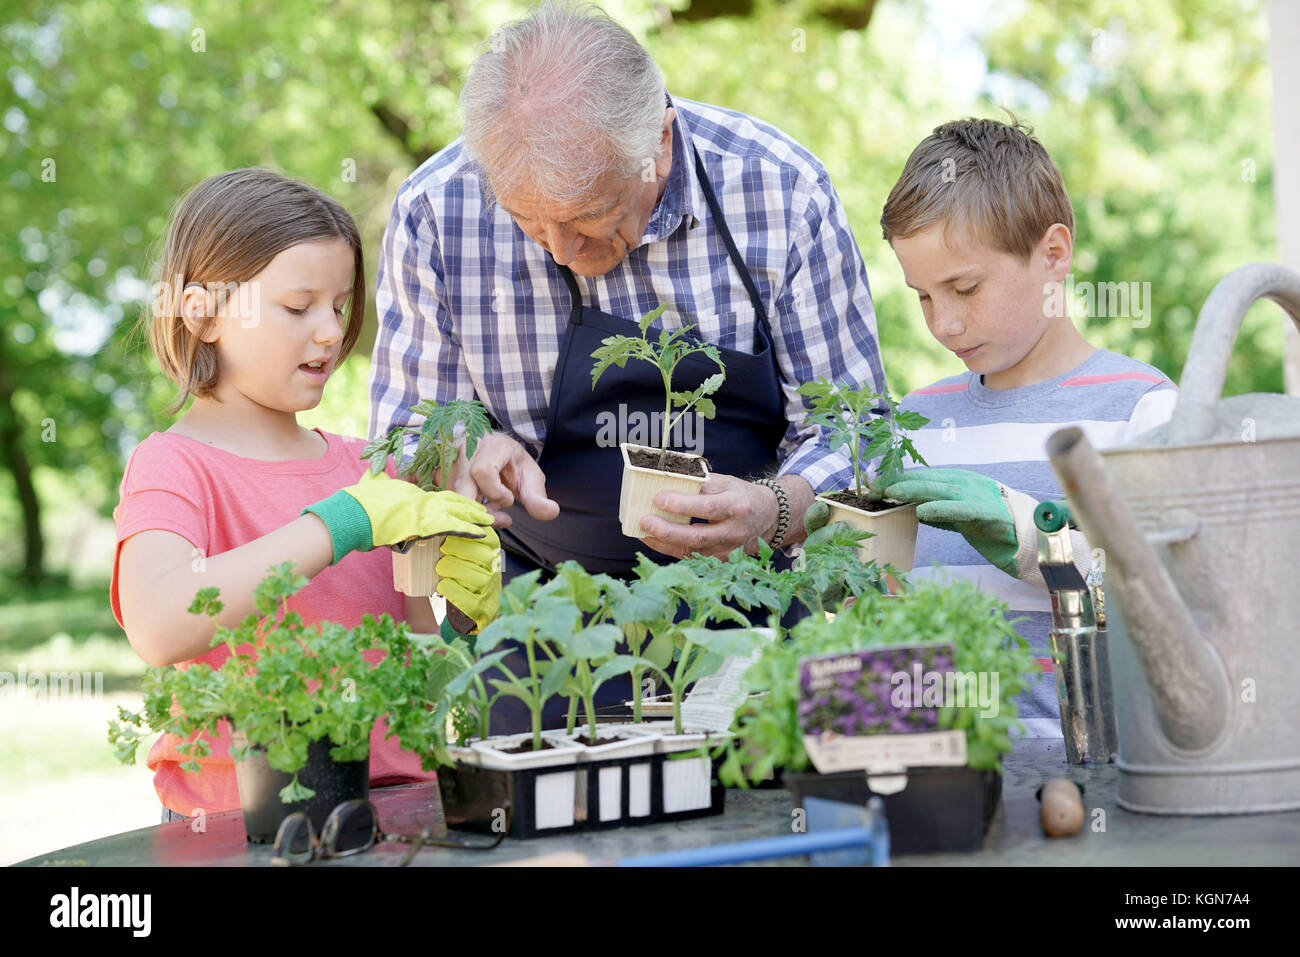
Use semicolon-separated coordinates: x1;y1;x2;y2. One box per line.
0;574;163;864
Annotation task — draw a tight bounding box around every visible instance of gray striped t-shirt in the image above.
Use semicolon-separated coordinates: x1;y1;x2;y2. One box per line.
900;348;1178;736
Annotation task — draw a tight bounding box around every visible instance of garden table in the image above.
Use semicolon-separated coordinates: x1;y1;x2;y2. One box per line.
15;739;1300;866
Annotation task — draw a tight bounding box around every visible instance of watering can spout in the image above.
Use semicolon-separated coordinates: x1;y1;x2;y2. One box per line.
1046;427;1229;753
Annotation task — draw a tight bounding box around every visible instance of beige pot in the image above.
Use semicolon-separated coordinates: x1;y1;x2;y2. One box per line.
817;494;919;571
618;442;710;539
390;535;444;596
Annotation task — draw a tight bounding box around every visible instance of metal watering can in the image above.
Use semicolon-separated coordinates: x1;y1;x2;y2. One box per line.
1046;263;1300;815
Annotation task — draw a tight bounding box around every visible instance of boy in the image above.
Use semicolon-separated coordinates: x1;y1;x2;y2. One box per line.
878;118;1177;736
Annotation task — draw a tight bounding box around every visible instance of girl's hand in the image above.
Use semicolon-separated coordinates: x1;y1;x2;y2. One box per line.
303;473;494;564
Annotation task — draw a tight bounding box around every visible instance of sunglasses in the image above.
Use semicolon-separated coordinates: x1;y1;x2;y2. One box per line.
270;799;504;866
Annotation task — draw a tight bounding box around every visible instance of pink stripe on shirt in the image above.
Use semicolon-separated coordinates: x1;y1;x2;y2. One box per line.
1062;372;1165;387
911;382;970;395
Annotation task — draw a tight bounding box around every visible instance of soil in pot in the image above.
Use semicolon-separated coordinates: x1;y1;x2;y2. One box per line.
823;490;904;513
573;734;623;747
232;734;369;844
627;447;708;477
497;738;563;755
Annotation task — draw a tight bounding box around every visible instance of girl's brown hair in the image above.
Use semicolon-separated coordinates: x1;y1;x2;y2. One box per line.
145;167;365;412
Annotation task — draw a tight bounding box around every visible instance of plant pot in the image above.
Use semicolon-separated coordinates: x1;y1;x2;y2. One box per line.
391;535;444;596
550;725;659;759
231;731;370;844
548;727;660;827
470;732;583;771
816;494;918;571
784;763;1001;854
622;727;730;817
619;442;710;538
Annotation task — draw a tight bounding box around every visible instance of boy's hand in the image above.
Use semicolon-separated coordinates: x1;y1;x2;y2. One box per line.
882;468;1033;581
303;473;493;565
435;530;502;634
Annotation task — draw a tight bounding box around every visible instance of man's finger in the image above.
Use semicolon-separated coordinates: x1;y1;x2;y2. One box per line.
639;515;737;556
652;489;733;522
514;454;560;521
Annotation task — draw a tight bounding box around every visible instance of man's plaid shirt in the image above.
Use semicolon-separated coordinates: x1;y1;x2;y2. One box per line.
369;96;888;493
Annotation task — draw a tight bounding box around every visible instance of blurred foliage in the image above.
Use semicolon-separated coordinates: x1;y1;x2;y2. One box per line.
0;0;1280;585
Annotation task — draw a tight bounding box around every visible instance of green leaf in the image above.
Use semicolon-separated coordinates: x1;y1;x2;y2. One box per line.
680;627;761;658
556;623;621;660
444;649;513;697
538;659;571;702
591;654;651;687
638;303;668;334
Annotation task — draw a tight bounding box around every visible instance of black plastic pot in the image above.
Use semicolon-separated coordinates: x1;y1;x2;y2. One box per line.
785;764;1001;854
231;731;369;843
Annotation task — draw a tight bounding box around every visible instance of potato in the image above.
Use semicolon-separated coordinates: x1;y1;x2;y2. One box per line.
1040;787;1084;837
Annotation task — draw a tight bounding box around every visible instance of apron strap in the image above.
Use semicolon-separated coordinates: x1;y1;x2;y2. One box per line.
692;145;772;331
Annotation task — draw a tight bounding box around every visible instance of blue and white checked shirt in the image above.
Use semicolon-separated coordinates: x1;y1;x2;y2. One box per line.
369;96;888;493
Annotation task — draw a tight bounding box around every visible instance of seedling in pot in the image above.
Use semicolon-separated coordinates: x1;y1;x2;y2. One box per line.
616;555;763;737
797;380;929;507
797;380;929;571
715;577;1037;788
463;571;578;753
362;398;491;630
537;563;649;745
108;564;448;805
590;304;725;473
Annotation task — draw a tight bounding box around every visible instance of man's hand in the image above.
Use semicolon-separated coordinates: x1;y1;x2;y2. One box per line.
457;432;560;529
638;473;814;559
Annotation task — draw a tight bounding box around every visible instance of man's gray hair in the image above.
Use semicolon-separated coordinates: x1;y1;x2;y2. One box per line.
460;1;667;206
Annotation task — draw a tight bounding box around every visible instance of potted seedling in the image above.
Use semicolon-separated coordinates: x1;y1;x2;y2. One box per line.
716;577;1038;853
590;304;725;538
108;564;447;843
362;398;490;629
798;380;929;571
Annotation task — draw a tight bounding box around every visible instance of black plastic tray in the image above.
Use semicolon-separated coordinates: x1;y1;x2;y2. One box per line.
438;752;725;839
784;764;1001;854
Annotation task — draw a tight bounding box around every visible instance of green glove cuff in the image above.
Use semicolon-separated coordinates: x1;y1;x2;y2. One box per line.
439;615;470;642
302;490;375;565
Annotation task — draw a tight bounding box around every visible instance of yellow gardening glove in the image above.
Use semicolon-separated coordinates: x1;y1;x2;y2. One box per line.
435;530;502;634
303;472;493;564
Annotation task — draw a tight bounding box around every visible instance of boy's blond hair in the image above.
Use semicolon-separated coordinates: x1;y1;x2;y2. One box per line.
880;117;1073;261
144;167;365;413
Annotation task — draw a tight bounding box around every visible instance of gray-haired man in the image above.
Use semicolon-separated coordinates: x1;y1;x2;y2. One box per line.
370;1;887;585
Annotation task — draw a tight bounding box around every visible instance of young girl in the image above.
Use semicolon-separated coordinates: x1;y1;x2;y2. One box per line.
112;167;500;821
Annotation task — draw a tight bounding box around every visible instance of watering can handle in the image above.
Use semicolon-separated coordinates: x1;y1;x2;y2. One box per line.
1168;263;1300;444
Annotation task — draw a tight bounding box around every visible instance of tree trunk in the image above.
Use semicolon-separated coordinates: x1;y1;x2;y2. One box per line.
0;337;43;584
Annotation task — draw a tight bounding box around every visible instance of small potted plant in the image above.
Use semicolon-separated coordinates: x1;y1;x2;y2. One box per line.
362;398;490;624
590;304;725;539
798;380;929;571
107;564;447;843
717;577;1038;853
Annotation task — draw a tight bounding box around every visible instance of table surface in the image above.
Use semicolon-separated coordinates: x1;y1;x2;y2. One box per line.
17;739;1300;866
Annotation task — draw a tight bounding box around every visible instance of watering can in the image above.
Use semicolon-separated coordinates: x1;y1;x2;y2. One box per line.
1046;263;1300;815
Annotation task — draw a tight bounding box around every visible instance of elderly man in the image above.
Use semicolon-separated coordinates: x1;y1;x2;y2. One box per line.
370;1;886;589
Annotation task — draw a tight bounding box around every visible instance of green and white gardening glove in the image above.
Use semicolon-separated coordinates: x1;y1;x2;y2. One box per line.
435;530;502;635
881;468;1090;591
302;472;493;566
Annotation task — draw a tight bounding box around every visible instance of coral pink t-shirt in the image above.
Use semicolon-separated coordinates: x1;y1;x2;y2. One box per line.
111;428;437;816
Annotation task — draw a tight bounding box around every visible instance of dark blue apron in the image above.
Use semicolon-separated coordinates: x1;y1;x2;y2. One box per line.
485;145;791;734
499;145;786;577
